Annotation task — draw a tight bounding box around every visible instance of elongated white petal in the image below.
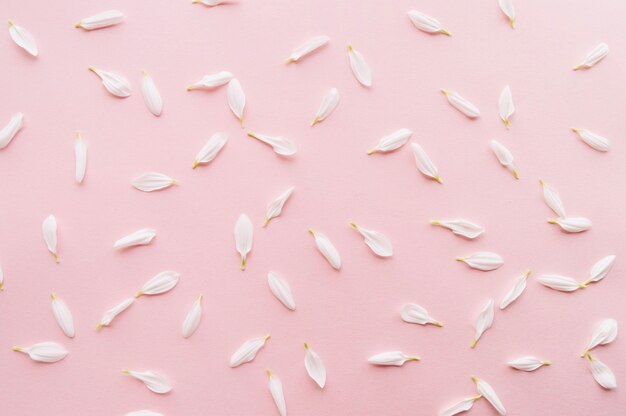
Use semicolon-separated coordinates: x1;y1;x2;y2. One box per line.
500;270;531;309
75;10;125;30
441;90;480;118
584;255;616;285
235;214;253;270
440;396;482;416
141;71;162;116
348;44;372;87
574;43;609;70
126;411;163;416
572;128;610;152
368;351;419;366
411;142;441;183
267;370;287;416
114;229;156;249
13;342;67;363
50;293;75;338
311;88;339;126
407;10;451;36
539;179;567;218
182;294;203;338
88;66;131;97
187;71;234;91
304;343;326;388
264;186;294;227
430;219;484;239
136;271;180;297
401;303;443;327
227;78;245;127
471;299;494;348
123;370;172;394
350;223;393;257
0;112;24;149
8;20;38;56
230;335;270;367
548;217;592;233
193;0;228;6
268;272;295;310
74;131;87;183
471;376;506;415
498;0;516;28
309;229;341;270
367;128;412;154
287;35;329;63
42;214;59;263
490;140;518;178
586;353;617;389
498;86;515;128
457;252;503;272
247;132;296;156
508;356;551;371
193;132;227;168
538;275;584;292
583;319;618;356
131;172;175;192
97;297;134;330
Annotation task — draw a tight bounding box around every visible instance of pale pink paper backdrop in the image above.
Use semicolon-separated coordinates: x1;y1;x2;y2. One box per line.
1;0;625;414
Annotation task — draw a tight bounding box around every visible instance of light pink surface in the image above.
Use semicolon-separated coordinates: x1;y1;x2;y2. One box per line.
1;0;625;414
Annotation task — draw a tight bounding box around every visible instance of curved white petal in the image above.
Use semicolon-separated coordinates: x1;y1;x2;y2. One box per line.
182;294;203;338
131;172;175;192
230;335;270;367
539;179;567;218
538;275;583;292
441;90;480;118
50;293;75;338
431;219;484;239
368;351;419;366
311;87;339;126
508;356;551;371
471;376;506;415
193;0;228;6
187;71;234;90
235;214;253;270
13;342;68;363
471;299;494;348
500;270;531;309
264;186;295;227
287;35;329;63
88;66;131;97
193;132;227;168
136;271;180;297
227;78;245;127
8;20;38;56
411;142;441;183
123;370;171;394
574;43;608;70
587;354;617;389
549;217;592;233
401;303;442;327
348;44;372;87
247;131;296;156
585;255;616;284
97;297;134;330
490;140;518;178
498;0;516;28
367;128;412;154
309;229;341;270
75;10;125;30
498;85;515;128
42;214;59;263
114;228;156;249
583;319;618;355
267;370;287;416
350;223;393;257
572;128;610;152
457;252;503;272
268;272;295;310
141;71;163;116
74;131;87;183
440;396;481;416
304;343;326;388
0;112;24;149
407;10;450;36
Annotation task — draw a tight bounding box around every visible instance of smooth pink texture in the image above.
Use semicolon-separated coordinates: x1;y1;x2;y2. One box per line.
1;0;626;415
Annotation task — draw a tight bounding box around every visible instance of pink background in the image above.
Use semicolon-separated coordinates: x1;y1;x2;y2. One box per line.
1;0;625;414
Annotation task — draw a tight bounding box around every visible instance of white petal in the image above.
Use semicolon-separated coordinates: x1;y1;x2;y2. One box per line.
304;343;326;388
500;270;531;309
97;297;134;330
88;66;131;97
193;132;227;168
401;303;443;327
187;71;234;90
583;319;618;355
538;275;583;292
0;266;4;290
247;132;296;156
367;128;412;154
574;42;609;70
141;71;163;116
498;85;515;128
13;342;68;363
350;223;393;257
235;214;253;270
0;112;24;149
50;293;75;338
471;376;506;415
441;90;480;118
585;255;616;284
431;219;484;239
123;370;172;394
407;10;451;36
490;140;518;178
309;229;341;270
440;396;482;416
572;128;610;152
126;411;163;416
227;78;245;127
587;354;617;389
74;132;87;183
457;252;503;272
268;272;295;311
549;217;592;233
267;370;287;416
114;229;156;249
182;294;203;338
8;20;38;56
539;179;567;218
42;214;59;263
131;172;175;192
136;271;180;297
230;335;270;367
508;356;551;371
311;87;339;126
368;351;419;366
75;10;125;30
471;299;494;348
348;44;372;87
193;0;228;6
286;35;329;63
411;142;441;183
263;186;295;227
498;0;516;28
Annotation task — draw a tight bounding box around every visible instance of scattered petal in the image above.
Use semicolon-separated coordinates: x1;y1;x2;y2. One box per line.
498;85;515;129
350;223;393;257
508;356;551;371
490;140;518;179
367;128;412;155
97;297;134;330
182;294;203;338
286;35;329;63
582;319;618;356
500;270;531;309
0;266;4;290
407;10;451;36
347;44;372;87
440;395;482;416
136;271;180;297
268;271;296;311
309;229;341;270
267;370;287;416
42;214;59;263
411;142;442;183
0;112;24;149
430;219;484;239
441;90;480;118
50;292;75;338
227;78;245;127
497;0;516;28
574;42;608;70
75;10;125;30
114;229;157;249
583;255;616;285
193;0;228;6
548;217;592;233
457;252;503;271
311;87;339;126
368;351;419;366
586;353;617;390
471;376;506;415
131;172;176;192
571;128;610;152
187;71;234;91
141;71;163;116
13;342;68;363
539;179;567;218
538;275;585;292
263;186;295;227
234;214;253;270
401;303;443;327
193;132;227;168
471;299;494;348
75;131;87;183
247;131;296;156
8;20;38;56
123;370;172;394
230;335;270;367
88;66;131;97
304;342;326;388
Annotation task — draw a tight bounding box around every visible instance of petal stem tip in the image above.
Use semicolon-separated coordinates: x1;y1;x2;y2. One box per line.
434;175;443;184
186;85;194;91
74;21;82;28
88;66;96;73
430;220;440;225
439;28;451;36
135;291;144;298
542;360;552;366
504;119;510;129
247;131;257;139
509;18;515;29
547;219;557;224
239;117;245;128
241;257;246;271
581;349;589;358
440;89;449;95
366;148;377;155
192;160;199;169
525;269;532;279
433;321;443;327
310;117;318;127
8;19;14;27
407;356;420;361
53;253;60;263
12;346;21;352
347;44;353;52
96;323;104;331
349;222;358;229
121;370;130;375
456;257;466;262
539;178;545;186
50;292;57;300
471;375;479;384
304;342;309;349
263;334;271;341
308;228;316;236
472;395;482;401
470;339;478;348
572;127;581;133
513;169;519;179
266;369;273;378
285;57;295;64
262;217;270;227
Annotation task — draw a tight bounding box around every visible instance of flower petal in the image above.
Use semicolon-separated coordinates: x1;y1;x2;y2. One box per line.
572;128;610;152
471;376;506;415
411;142;442;183
286;35;329;63
88;66;131;97
401;303;443;327
350;223;393;257
8;20;38;56
457;252;503;272
247;132;296;156
491;140;518;179
114;229;157;249
508;356;551;371
430;219;484;239
50;293;75;338
75;10;125;30
187;71;234;90
304;343;327;388
75;131;87;183
193;132;227;168
0;112;24;149
348;44;372;87
264;186;295;227
141;71;163;116
441;90;480;118
586;353;617;389
230;335;270;367
500;270;531;309
368;351;419;366
13;342;68;363
268;271;296;311
42;214;59;263
582;319;618;356
407;10;451;36
538;275;584;292
574;43;608;70
367;128;412;154
131;173;176;192
267;370;287;416
497;0;516;28
227;78;245;127
309;229;341;269
235;214;253;270
311;87;339;126
182;294;203;338
123;370;172;394
97;297;134;330
471;299;494;348
136;271;180;297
